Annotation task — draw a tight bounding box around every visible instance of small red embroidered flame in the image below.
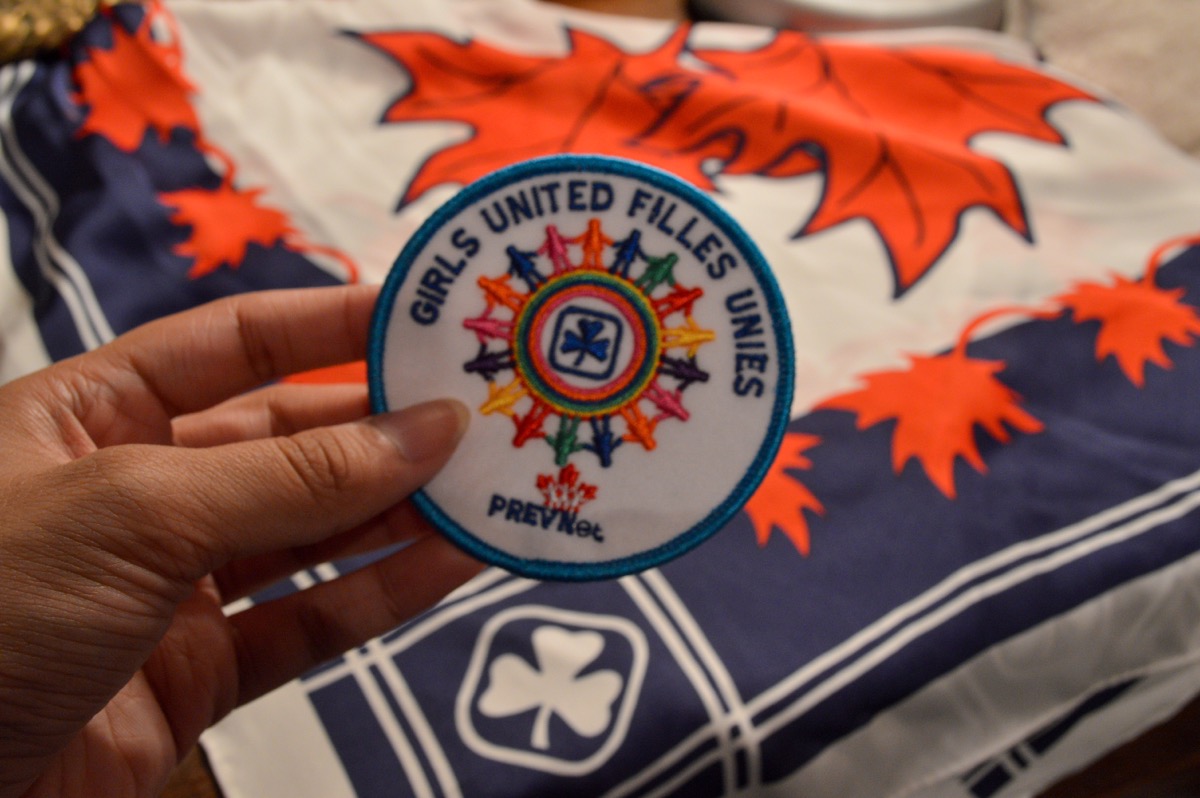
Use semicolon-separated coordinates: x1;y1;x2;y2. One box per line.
537;464;599;515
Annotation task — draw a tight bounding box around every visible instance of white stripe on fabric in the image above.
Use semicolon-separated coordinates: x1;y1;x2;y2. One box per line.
373;658;464;798
610;469;1200;797
780;556;1200;798
288;564;460;797
278;570;436;795
757;486;1200;741
0;61;115;350
299;572;537;692
603;570;769;798
751;473;1200;734
0;208;50;382
348;644;436;798
282;473;1200;797
619;574;741;795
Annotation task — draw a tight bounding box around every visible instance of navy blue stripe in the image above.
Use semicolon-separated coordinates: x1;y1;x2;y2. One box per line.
368;664;442;798
308;677;414;798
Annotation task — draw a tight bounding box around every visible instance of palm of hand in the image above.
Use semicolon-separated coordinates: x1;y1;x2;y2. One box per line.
0;287;480;798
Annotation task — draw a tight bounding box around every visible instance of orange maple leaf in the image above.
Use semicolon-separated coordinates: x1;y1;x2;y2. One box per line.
73;12;199;151
362;27;1092;292
819;350;1042;499
673;39;1093;292
743;432;824;555
161;184;296;278
360;27;698;205
1058;273;1200;387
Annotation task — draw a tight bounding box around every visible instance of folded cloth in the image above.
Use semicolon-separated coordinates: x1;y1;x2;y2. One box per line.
7;1;1200;795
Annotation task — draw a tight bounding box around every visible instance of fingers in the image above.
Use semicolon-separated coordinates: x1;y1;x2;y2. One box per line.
176;383;433;600
228;534;485;705
55;399;469;581
69;286;378;441
212;501;438;602
119;285;378;412
172;383;370;448
4;286;381;457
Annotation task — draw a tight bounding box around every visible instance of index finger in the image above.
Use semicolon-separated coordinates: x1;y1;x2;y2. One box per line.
103;285;378;416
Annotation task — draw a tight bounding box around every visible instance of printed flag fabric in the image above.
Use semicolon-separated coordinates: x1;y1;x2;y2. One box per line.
7;0;1200;795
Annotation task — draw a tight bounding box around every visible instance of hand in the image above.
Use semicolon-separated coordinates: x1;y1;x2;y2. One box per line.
0;285;483;798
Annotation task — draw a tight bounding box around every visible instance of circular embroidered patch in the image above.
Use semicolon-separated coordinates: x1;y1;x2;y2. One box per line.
369;155;793;581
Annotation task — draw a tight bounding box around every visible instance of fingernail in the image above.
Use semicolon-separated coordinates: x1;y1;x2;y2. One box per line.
370;399;469;462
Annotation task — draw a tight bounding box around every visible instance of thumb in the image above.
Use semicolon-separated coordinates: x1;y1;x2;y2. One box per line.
60;399;469;580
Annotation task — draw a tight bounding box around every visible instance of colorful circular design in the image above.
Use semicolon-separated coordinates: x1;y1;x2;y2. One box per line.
369;154;794;581
513;271;661;418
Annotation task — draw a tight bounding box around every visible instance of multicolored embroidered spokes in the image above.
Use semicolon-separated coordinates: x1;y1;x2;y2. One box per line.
463;220;714;467
370;155;791;579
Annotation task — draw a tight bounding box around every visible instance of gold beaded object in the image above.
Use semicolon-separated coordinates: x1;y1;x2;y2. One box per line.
0;0;132;64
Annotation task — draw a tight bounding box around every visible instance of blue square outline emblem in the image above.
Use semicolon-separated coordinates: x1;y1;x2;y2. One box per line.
549;306;624;381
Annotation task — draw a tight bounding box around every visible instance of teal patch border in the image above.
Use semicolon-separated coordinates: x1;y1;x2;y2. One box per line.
369;154;794;581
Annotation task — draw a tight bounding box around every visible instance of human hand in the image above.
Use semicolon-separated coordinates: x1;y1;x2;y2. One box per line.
0;285;483;798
